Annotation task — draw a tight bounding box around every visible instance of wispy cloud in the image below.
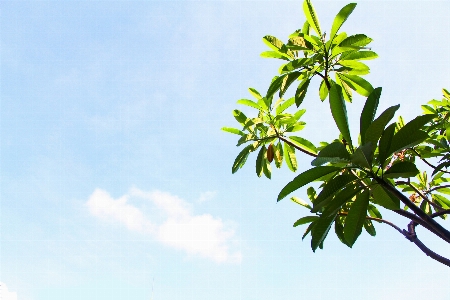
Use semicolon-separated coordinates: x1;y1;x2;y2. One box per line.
85;187;241;263
198;191;217;203
0;282;18;300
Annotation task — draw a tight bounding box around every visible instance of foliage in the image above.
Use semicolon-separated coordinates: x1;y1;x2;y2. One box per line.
223;0;450;267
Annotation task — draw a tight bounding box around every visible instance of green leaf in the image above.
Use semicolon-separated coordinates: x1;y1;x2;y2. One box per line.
256;146;266;177
233;109;250;126
351;142;373;169
322;184;362;217
267;75;287;100
329;84;352;146
364;219;376;236
289;136;318;155
338;74;373;97
340;51;378;60
274;142;283;168
319;79;329;101
340;34;372;47
311;213;336;252
263;158;272;179
294;216;318;227
262;35;285;51
280;71;302;98
364;105;400;147
260;51;291;61
312;173;357;212
283;142;298;173
302;20;310;35
329;3;357;42
236;134;254;146
371;183;400;210
295;78;311;107
311;142;350;166
335;218;349;246
384;161;420;178
291;196;313;209
335;73;353;102
276;97;295;115
280;58;312;74
237;99;264;111
338;60;370;75
388;114;435;155
302;222;314;240
378;123;397;165
232;143;257;174
303;0;322;37
221;127;245;136
277;166;341;201
248;88;262;100
344;190;370;247
360;87;382;145
368;204;382;220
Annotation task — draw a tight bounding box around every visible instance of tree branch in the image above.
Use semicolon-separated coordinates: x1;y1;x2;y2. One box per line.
277;135;318;157
396;180;444;212
410;148;450;174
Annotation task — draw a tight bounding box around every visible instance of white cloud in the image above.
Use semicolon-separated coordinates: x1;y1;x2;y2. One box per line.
198;191;217;203
0;283;17;300
85;187;241;263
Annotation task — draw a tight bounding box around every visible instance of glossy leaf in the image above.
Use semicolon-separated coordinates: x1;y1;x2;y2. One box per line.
263;158;272;179
256;146;266;177
319;79;329;101
384;161;420;178
303;0;322;37
371;183;400;210
329;84;352;146
233;109;249;125
277;166;341;201
280;71;302;98
338;74;373;97
260;51;291;61
237;99;264;111
274;142;283;168
368;204;382;220
276;97;295;115
248;88;262;100
341;50;378;60
267;75;287;100
330;3;357;42
378;123;396;165
294;216;318;227
262;35;285;51
232;143;257;174
335;73;353;102
283;143;298;173
311;142;350;166
312;174;357;212
339;60;370;75
280;58;312;74
360;87;382;145
289;136;318;155
364;219;376;236
340;34;372;47
344;190;370;247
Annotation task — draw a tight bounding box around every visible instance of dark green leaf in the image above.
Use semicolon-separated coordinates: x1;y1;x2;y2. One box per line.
274;142;283;168
302;222;314;240
303;0;322;37
335;73;353;102
232;143;257;174
278;166;341;201
311;142;350;166
378;123;396;165
311;213;336;252
312;173;357;212
256;146;266;177
335;218;350;246
344;190;370;247
329;84;352;146
295;78;311;107
371;183;400;210
330;3;357;42
360;87;382;145
321;184;362;217
384;161;420;178
368;204;382;220
294;216;319;227
365;105;400;147
364;219;376;236
280;58;313;74
233;109;249;125
267;75;287;100
283;142;298;173
262;158;272;179
351;142;373;169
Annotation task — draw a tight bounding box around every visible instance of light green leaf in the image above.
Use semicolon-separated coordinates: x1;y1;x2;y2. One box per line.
284;142;298;173
329;84;352;146
344;190;370;247
280;58;313;74
291;196;312;209
303;0;322;37
340;50;378;60
233;109;250;126
295;78;311;107
248;88;262;100
277;166;341;201
360;87;382;145
237;99;264;111
330;3;357;42
338;60;370;75
302;20;310;35
335;73;353;102
384;161;420;178
260;51;291;61
289;136;318;155
221;127;245;136
276;97;295;115
294;216;319;227
338;74;373;97
262;35;285;51
267;75;287;100
319;79;329;101
280;71;302;98
340;34;372;47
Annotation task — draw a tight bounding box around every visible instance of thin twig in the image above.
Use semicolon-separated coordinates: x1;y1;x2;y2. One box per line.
277;135;318;157
396;180;444;212
429;184;450;193
410;148;450;174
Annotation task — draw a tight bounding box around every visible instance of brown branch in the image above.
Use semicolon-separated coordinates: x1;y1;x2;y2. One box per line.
396;180;444;212
277;135;318;157
429;184;450;193
410;148;450;174
338;212;403;234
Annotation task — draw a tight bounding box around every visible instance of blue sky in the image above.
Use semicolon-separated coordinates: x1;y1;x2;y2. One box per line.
1;1;450;299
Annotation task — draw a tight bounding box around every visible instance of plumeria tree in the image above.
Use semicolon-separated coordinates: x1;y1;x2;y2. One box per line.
223;0;450;267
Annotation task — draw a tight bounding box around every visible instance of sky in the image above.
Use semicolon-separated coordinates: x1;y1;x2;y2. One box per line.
1;1;450;299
